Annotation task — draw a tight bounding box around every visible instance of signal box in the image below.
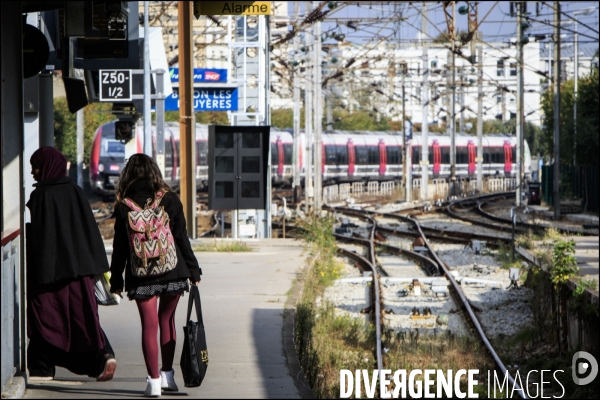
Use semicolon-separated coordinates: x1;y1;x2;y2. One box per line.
208;125;270;211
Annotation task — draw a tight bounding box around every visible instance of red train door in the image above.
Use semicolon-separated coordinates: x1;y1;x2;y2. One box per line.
468;140;476;174
503;140;512;174
378;139;387;175
347;139;355;176
432;140;441;175
276;136;284;176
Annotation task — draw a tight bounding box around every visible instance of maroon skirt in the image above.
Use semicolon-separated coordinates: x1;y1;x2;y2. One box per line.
27;275;105;353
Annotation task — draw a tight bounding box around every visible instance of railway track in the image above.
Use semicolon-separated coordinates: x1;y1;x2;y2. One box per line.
327;203;528;399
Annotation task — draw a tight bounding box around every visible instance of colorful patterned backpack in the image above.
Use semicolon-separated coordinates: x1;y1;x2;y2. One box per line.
122;191;178;277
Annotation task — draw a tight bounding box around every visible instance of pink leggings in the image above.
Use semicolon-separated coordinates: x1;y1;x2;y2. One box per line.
135;294;180;379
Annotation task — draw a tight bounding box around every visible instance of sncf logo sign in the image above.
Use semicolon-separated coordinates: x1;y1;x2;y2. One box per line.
204;71;221;81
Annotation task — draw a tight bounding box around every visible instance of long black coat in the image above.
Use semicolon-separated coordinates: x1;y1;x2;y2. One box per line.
109;181;201;293
26;177;109;285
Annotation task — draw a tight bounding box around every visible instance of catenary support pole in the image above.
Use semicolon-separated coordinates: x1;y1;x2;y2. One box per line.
553;1;561;220
156;70;165;177
292;2;301;202
313;14;322;212
304;1;313;214
420;2;429;202
178;1;196;237
143;1;151;157
516;2;523;206
449;2;456;192
476;45;483;192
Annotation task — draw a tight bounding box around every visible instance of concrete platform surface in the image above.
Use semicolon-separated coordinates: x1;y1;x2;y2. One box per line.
23;239;307;399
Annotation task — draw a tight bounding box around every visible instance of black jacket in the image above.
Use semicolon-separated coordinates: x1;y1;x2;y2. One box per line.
26;177;109;285
109;182;201;292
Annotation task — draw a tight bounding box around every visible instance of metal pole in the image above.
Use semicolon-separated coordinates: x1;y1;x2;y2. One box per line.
39;72;54;147
156;70;165;177
326;97;333;130
553;1;561;220
516;2;523;206
292;2;301;201
403;81;409;201
143;1;152;157
459;69;464;135
420;2;429;202
76;108;84;188
314;13;322;212
477;45;483;192
179;1;197;237
450;45;456;188
573;19;578;166
304;1;313;214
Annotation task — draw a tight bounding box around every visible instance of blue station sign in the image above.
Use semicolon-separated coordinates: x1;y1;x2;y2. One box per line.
165;87;238;112
169;68;228;83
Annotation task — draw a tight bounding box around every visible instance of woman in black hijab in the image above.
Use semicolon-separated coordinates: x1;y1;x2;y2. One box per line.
26;146;117;381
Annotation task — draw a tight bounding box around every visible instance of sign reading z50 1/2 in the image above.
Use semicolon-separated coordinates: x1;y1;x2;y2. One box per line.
99;70;132;101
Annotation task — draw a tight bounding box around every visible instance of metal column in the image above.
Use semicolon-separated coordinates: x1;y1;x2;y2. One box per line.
553;2;561;219
420;2;429;202
38;72;54;147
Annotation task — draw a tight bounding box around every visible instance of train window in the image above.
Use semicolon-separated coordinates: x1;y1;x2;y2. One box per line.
490;148;502;163
325;145;337;165
283;144;293;164
367;146;379;164
106;140;125;155
336;145;348;165
512;146;516;163
197;142;207;166
412;146;420;165
428;147;434;164
386;146;401;165
355;146;369;165
483;148;490;164
271;144;278;165
165;141;173;167
441;147;450;163
457;148;468;164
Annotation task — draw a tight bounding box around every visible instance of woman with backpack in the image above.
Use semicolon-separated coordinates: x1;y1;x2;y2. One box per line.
109;154;202;397
26;146;116;382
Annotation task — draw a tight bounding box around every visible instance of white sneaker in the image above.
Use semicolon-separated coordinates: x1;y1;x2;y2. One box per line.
144;376;162;397
160;369;179;391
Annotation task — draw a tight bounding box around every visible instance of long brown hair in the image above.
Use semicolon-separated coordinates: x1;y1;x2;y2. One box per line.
115;153;171;203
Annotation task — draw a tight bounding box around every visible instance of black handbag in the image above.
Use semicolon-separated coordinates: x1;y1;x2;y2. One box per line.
180;285;208;387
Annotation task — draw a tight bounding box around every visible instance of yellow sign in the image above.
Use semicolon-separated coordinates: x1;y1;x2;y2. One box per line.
194;1;271;17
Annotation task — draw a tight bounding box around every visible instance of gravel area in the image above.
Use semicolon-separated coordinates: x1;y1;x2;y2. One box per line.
416;213;512;238
381;280;469;336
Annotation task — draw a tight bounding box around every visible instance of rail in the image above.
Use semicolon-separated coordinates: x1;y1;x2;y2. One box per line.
330;205;527;399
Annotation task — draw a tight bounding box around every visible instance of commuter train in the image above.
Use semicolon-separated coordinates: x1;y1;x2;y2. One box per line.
89;120;531;196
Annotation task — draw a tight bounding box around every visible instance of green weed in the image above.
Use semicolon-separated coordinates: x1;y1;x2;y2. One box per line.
192;240;253;252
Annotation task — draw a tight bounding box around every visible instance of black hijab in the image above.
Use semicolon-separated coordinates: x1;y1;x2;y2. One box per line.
26;177;109;285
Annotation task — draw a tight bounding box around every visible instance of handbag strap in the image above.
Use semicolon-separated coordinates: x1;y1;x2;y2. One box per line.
186;285;204;325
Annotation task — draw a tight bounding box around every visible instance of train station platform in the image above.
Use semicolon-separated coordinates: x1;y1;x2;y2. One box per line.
22;239;310;399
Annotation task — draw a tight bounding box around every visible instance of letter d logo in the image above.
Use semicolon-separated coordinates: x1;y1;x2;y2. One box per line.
572;351;598;385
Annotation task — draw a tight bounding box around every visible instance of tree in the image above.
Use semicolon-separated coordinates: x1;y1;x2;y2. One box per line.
165;111;229;125
540;67;599;165
54;98;115;165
